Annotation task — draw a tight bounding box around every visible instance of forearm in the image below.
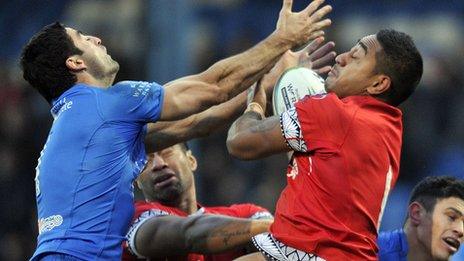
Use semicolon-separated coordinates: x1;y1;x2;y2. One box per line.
135;215;272;258
204;32;292;99
186;215;272;254
145;92;247;152
227;106;288;160
181;91;247;137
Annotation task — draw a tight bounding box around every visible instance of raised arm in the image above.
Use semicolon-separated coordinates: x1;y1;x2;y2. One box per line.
159;0;332;121
134;214;272;258
227;37;336;160
145;67;279;152
145;91;247;153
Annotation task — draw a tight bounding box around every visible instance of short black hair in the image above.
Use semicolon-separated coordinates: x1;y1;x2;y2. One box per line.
409;176;464;213
374;29;423;106
20;22;82;103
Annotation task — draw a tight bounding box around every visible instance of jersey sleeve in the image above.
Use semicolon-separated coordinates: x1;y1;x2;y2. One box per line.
279;93;354;153
131;124;148;178
228;204;274;219
377;229;408;260
125;208;170;258
97;81;164;122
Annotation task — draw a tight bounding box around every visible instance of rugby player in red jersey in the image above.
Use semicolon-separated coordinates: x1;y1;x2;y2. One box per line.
122;143;274;261
227;30;423;260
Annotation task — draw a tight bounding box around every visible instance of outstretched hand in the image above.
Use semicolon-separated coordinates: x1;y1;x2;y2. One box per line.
290;37;336;75
275;0;332;49
260;37;336;98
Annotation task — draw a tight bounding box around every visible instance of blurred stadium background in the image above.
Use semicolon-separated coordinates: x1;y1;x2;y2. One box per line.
1;0;463;260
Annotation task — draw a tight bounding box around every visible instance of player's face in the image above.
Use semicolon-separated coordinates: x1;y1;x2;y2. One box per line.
65;27;119;80
325;34;381;98
421;197;464;260
137;145;196;203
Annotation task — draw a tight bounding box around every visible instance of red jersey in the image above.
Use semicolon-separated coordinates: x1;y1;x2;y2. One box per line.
123;201;272;261
273;93;402;260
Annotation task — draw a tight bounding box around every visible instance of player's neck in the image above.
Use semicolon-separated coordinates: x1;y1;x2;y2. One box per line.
404;225;434;261
177;185;198;215
75;72;115;88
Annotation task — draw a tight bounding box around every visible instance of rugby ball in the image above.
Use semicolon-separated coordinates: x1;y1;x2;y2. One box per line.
272;67;326;116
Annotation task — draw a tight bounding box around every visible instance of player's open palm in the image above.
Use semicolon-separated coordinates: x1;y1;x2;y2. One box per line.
275;0;332;48
295;37;336;75
262;37;335;97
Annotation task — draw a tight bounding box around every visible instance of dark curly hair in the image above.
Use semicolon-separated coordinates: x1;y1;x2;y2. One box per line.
374;29;423;106
409;176;464;213
20;22;83;103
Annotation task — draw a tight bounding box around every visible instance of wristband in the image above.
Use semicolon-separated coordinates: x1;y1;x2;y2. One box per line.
245;102;265;117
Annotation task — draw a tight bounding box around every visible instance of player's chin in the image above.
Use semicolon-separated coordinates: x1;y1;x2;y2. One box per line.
324;80;335;93
433;247;454;261
154;186;182;202
433;252;452;261
109;61;120;73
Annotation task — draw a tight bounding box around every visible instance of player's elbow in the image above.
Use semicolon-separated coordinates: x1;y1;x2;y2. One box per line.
226;135;260;160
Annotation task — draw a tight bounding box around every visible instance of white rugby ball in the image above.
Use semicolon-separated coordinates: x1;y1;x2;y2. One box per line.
272;67;326;116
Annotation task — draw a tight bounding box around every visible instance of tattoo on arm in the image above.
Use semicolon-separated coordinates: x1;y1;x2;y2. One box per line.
209;222;252;247
188;219;257;253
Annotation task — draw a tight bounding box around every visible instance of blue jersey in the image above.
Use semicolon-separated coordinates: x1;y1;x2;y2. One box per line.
31;81;164;260
377;229;408;261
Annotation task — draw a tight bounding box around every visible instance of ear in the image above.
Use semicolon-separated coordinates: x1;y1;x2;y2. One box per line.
366;75;391;95
66;55;86;72
186;151;198;172
408;202;425;226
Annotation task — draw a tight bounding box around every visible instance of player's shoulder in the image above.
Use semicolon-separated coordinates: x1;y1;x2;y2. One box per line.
134;200;184;218
112;80;162;90
54;83;100;100
205;203;272;219
292;92;356;123
301;92;337;103
50;84;101;116
104;80;163;98
295;92;346;112
377;229;408;256
347;95;402;116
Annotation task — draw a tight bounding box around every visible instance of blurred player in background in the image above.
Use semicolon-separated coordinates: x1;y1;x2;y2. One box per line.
19;0;332;259
378;176;464;261
123;143;274;261
228;29;423;260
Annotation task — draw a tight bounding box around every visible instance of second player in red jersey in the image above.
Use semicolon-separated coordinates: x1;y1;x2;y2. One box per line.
125;201;272;261
122;143;273;261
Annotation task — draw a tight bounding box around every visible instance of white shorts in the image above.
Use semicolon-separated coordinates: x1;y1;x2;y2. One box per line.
252;233;325;261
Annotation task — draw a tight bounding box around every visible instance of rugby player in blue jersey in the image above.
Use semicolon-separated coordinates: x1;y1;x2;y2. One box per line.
378;176;464;261
20;0;332;259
